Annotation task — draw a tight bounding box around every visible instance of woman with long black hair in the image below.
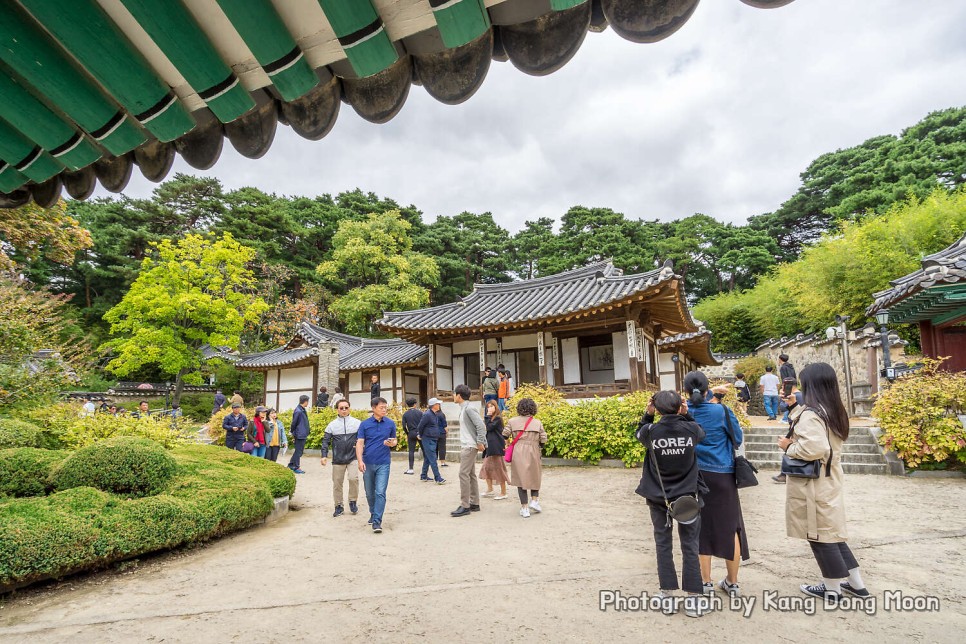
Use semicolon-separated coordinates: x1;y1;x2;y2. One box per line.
684;370;750;598
777;362;869;601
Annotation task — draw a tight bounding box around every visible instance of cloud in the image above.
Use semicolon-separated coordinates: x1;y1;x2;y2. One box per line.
100;0;966;232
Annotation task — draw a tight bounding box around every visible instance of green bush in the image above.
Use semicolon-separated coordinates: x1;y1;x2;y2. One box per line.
0;448;68;497
873;358;966;469
733;355;775;388
49;437;178;498
0;418;43;448
26;402;193;449
178;392;218;422
0;445;295;592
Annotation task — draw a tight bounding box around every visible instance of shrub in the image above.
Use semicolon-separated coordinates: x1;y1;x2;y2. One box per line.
504;383;565;420
178;392;218;422
873;358;966;469
0;418;43;448
49;437;178;498
539;391;649;466
0;445;295;592
0;448;68;497
27;402;193;449
733;355;775;388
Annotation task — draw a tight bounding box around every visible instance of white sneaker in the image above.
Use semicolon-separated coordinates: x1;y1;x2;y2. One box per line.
685;594;711;618
653;591;677;615
718;578;740;598
481;491;494;497
404;469;414;475
529;499;542;513
494;494;507;500
520;506;531;518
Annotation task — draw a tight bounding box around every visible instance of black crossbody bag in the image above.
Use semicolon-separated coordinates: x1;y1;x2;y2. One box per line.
780;409;833;479
722;408;759;488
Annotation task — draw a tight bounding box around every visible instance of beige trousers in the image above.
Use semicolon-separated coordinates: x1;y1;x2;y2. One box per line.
459;447;480;508
332;462;359;507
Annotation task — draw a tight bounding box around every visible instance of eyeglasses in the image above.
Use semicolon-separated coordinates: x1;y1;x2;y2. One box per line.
337;406;350;411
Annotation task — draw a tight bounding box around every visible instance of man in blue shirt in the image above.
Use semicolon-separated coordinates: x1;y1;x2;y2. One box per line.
222;402;248;450
356;397;397;533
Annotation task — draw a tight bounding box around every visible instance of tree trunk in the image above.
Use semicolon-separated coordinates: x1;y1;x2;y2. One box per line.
172;367;190;407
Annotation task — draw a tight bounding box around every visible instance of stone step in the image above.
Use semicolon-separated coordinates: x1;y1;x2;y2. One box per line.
743;442;881;455
753;461;891;476
745;450;888;465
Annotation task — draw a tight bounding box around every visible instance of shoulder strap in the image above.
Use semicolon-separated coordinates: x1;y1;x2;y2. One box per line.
824;422;833;477
647;434;670;506
721;406;739;453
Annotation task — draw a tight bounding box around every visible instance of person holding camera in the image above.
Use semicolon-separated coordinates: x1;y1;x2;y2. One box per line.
635;391;709;617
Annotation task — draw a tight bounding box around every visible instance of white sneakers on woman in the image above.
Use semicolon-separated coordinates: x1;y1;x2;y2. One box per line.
529;499;542;513
520;506;531;518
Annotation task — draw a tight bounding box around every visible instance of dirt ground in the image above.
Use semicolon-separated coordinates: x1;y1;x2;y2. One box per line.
1;455;964;643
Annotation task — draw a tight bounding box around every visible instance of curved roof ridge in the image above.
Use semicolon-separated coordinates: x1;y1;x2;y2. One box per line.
472;260;617;292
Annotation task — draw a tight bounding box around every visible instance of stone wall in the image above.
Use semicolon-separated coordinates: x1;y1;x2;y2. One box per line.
316;341;340;396
704;324;909;416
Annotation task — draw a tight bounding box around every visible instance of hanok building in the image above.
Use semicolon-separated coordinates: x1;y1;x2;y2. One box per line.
235;323;427;411
377;261;717;399
869;232;966;372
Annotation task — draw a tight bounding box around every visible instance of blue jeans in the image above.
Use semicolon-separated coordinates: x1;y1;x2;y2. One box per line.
420;437;442;481
363;463;390;525
251;444;267;458
763;395;780;419
225;430;245;451
498;398;506;411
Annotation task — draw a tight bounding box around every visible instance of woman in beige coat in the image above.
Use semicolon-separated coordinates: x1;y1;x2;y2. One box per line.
504;397;548;518
777;362;869;602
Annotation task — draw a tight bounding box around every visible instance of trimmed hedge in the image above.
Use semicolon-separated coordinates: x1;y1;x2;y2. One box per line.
50;437;178;498
0;419;43;449
0;448;68;498
0;444;296;592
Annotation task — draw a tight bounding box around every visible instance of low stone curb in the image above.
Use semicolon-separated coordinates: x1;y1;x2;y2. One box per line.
262;497;289;524
905;470;966;479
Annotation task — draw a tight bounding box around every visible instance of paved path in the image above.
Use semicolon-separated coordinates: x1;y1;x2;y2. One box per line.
1;461;964;642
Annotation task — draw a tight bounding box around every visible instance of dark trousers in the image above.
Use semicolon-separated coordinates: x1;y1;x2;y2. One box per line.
287;438;306;469
408;432;419;469
266;445;280;462
420;437;442;481
649;505;703;594
225;430;245;450
517;488;539;504
438;434;447;461
809;541;859;579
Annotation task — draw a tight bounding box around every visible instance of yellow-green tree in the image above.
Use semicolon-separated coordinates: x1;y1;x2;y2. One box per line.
102;233;267;405
317;210;439;335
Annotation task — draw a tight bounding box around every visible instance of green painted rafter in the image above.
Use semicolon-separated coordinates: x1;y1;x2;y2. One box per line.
0;118;64;183
430;0;491;49
318;0;399;78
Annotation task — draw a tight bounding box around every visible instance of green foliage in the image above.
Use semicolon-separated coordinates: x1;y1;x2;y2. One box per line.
733;356;776;388
49;437;178;498
177;392;218;422
699;189;966;348
873;359;966;469
317;210;439;335
0;418;43;448
305;407;369;449
0;448;68;497
0;444;295;591
0;199;92;275
692;291;767;353
26;402;193;450
102;232;268;405
540;392;650;466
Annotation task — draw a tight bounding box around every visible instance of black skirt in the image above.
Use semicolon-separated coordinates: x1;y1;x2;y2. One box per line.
698;471;750;561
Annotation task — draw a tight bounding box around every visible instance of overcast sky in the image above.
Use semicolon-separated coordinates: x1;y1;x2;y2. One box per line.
99;0;966;232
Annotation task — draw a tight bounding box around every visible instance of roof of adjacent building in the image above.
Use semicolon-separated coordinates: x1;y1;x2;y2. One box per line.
0;0;796;208
868;233;966;324
236;322;426;371
656;330;719;366
378;260;703;344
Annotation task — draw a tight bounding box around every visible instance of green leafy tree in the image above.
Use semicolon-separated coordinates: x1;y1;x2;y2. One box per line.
317;210;439;335
0;199;92;276
102;233;267;406
510;217;557;280
413;211;512;303
542;206;663;275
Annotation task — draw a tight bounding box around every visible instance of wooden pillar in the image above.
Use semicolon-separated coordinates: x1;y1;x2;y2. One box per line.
427;341;437;399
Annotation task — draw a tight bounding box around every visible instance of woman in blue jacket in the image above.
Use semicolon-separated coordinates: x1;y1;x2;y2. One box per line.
685;371;750;599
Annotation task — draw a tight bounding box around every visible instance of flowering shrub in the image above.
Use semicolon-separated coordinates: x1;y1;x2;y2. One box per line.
873;358;966;469
26;403;192;450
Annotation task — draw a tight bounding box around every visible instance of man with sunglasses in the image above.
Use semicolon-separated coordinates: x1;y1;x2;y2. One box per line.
321;399;362;517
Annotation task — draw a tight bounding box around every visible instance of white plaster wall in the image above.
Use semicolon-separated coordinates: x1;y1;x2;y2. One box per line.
438;366;453;391
437;344;452;366
612;331;630;380
452;356;465;387
562;337;580;383
349;371;362;391
452;340;476;354
280;366;314;390
501;333;538;350
279;391;305;412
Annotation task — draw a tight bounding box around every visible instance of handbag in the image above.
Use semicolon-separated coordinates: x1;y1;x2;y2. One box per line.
722;408;758;488
504;417;533;463
780;410;833;479
241;441;254;453
648;438;700;525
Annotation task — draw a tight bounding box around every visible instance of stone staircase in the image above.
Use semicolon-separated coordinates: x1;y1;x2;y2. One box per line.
743;425;892;475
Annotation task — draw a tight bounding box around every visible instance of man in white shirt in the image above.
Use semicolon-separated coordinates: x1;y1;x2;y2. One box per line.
81;396;96;417
320;399;363;517
759;366;781;421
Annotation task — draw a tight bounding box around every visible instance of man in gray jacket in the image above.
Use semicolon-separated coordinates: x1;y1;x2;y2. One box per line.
451;384;485;517
321;399;362;517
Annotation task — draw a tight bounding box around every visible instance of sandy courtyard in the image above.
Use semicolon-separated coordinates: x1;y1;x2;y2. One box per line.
1;457;964;643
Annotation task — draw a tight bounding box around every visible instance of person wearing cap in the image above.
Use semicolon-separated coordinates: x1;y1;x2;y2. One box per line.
417;397;446;483
401;396;423;475
246;406;268;458
222;402;248;451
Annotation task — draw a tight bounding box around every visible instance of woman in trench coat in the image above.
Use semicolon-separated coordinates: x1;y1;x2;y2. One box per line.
504;397;547;518
778;362;870;601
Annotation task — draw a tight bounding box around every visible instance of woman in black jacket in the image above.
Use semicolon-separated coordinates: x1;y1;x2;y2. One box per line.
636;391;709;618
479;400;509;500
